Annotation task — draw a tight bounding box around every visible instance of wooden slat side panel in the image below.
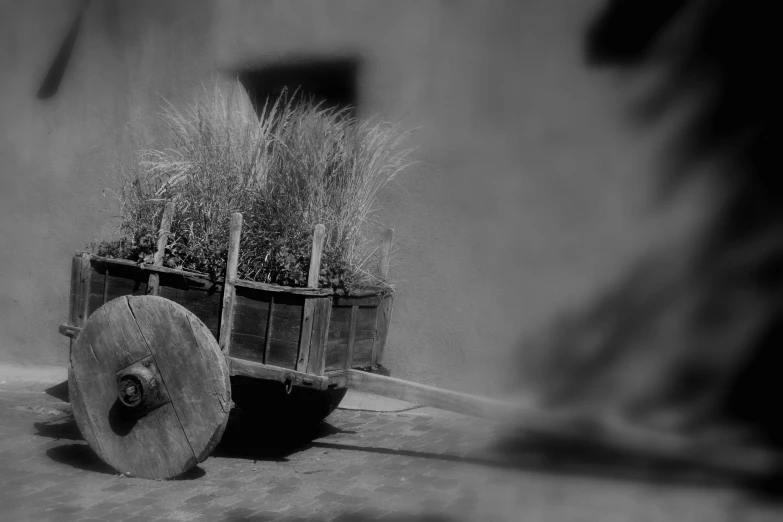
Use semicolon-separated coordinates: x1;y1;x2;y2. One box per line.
264;294;305;370
101;261;149;305
229;333;266;363
351;339;375;368
265;339;299;369
105;272;148;304
230;337;297;369
269;301;304;343
157;278;223;334
232;287;271;337
355;306;378;331
324;339;348;371
230;286;271;361
86;260;107;318
354;306;378;342
328;306;352;341
333;295;382;307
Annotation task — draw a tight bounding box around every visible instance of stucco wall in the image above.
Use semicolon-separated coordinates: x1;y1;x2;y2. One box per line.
214;0;711;395
0;0;218;366
1;1;710;396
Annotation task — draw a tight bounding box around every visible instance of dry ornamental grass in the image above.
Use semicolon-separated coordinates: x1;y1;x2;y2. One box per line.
93;83;414;294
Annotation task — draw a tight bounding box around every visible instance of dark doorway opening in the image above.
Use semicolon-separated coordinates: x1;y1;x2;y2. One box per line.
236;56;360;118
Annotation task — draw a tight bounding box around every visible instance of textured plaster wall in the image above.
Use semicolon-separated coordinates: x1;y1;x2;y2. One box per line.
1;1;711;396
214;0;713;395
0;0;218;367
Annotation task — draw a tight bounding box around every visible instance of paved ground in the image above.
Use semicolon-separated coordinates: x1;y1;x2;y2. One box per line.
1;379;783;521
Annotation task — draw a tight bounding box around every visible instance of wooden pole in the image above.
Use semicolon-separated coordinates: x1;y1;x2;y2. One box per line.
342;369;781;478
308;224;326;288
147;201;175;296
378;228;394;281
298;225;327;373
345;369;522;421
219;212;243;354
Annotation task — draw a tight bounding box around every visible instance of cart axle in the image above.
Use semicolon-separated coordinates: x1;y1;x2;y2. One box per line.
115;355;171;413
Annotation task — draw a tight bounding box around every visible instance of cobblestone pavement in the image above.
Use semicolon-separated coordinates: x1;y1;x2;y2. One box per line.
1;382;782;522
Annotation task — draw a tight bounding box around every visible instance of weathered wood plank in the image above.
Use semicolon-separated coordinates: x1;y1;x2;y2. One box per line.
75;252;209;278
232;288;270;337
228;332;266;362
265;338;299;369
328;307;352;339
235;279;332;296
263;295;274;363
78;252;332;295
345;305;358;369
87;261;106;317
308;224;326;288
78;253;92;326
372;295;394;366
345;369;523;420
68;255;82;326
378;228;393;281
219;212;243;354
355;306;378;332
324;339;348;371
228;357;329;390
69;296;196;479
296;299;315;372
105;272;148;303
333;295;382;307
128;296;231;464
103;265;109;306
306;298;332;375
157;279;222;334
351;338;375;368
269;301;304;343
147;202;175;296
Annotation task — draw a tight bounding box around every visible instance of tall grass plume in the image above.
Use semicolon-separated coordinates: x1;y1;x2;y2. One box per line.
93;82;414;294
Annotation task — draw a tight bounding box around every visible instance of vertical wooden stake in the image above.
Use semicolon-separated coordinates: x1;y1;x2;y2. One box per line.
219;212;243;354
308;224;326;288
78;253;92;327
346;305;358;369
296;300;315;372
147;201;175;296
68;255;82;327
378;228;394;281
299;224;326;373
263;296;275;364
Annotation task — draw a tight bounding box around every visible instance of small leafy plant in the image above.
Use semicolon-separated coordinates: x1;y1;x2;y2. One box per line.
94;83;412;294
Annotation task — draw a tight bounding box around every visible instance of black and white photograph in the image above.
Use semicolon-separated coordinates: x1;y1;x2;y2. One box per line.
1;1;781;520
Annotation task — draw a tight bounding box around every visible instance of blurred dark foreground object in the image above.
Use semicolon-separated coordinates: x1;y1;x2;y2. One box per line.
515;0;783;489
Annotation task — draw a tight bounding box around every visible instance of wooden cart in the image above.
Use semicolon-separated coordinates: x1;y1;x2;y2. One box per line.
59;210;781;481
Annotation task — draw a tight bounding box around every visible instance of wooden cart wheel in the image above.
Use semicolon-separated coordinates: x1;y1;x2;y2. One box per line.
68;295;231;479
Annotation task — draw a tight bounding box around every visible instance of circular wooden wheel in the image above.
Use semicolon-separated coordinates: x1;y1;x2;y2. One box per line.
69;295;231;479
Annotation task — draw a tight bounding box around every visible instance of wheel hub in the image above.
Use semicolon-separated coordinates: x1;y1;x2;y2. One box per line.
115;355;170;414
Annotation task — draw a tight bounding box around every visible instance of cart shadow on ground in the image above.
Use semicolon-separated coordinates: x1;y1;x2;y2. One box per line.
28;380;783;501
